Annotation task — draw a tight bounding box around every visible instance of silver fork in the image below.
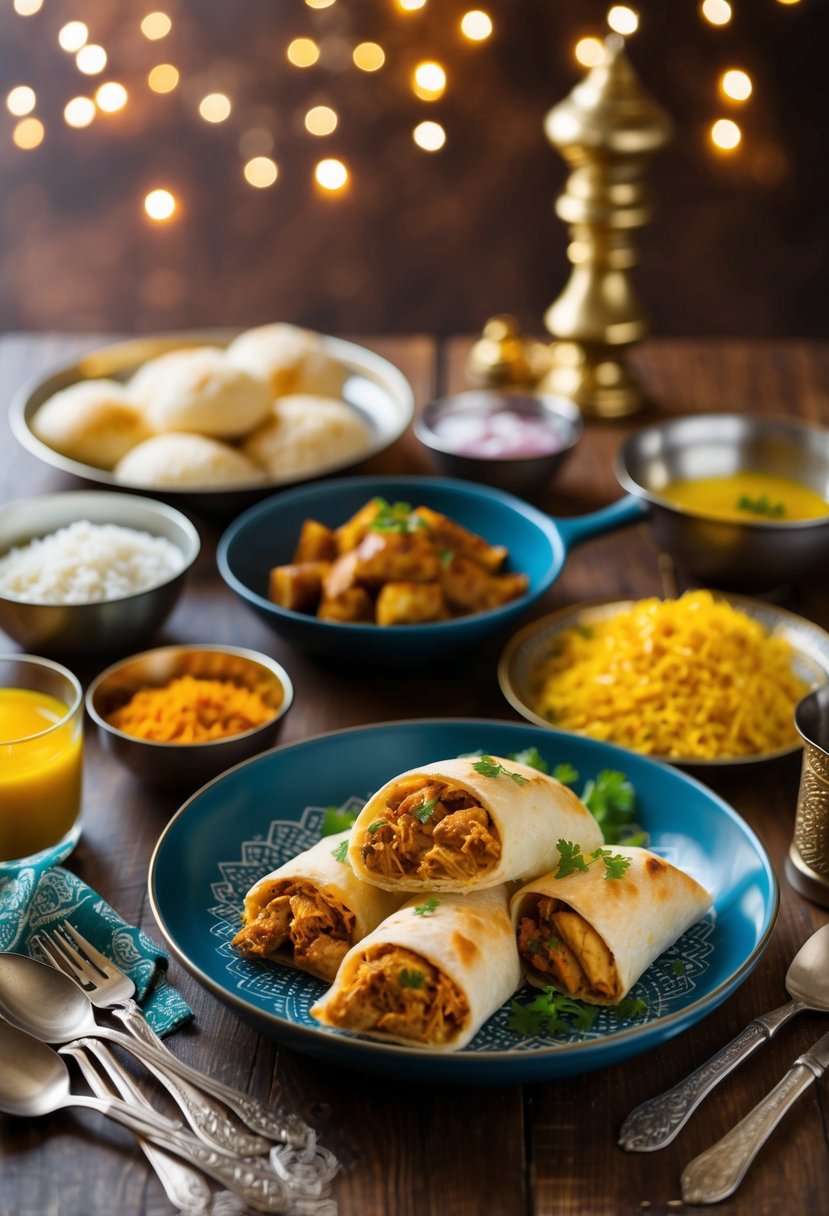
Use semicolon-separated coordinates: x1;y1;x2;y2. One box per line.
36;921;307;1150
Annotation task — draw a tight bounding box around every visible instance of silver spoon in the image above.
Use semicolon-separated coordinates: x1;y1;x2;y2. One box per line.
619;922;829;1151
0;952;304;1147
0;1018;289;1213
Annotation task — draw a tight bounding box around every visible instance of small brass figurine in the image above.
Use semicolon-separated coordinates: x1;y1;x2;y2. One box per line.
541;35;673;418
466;315;552;390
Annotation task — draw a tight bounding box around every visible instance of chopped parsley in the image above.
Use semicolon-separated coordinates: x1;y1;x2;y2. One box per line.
507;986;648;1038
736;493;786;519
552;761;578;786
670;958;687;978
413;795;440;824
330;839;349;864
367;819;388;834
439;548;455;568
398;968;425;989
581;770;646;846
321;805;358;836
555;840;631;881
413;897;440;917
472;755;529;786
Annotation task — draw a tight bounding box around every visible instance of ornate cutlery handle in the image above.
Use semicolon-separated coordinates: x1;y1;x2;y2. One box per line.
64;1043;212;1213
618;1001;800;1151
98;1019;308;1147
111;998;271;1157
680;1063;816;1205
74;1091;291;1214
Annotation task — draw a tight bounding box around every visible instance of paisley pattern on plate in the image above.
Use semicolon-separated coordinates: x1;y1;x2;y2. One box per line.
149;719;778;1083
207;799;717;1052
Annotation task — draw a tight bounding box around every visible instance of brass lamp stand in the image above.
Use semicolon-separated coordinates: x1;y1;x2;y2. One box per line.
540;35;673;418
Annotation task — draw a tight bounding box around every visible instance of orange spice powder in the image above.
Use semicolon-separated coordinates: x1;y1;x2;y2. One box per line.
107;674;279;743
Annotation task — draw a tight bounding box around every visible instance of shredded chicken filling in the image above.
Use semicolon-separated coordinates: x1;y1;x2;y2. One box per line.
518;895;618;1000
322;944;470;1045
232;880;356;982
360;776;501;881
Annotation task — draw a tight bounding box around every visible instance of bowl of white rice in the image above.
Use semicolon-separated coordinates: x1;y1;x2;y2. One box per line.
0;491;200;658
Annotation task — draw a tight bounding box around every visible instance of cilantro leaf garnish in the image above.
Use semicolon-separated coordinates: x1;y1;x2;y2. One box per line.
413;795;440;824
367;819;388;834
330;839;349;864
369;500;430;534
439;548;454;568
581;770;644;845
509;746;549;774
472;755;529;786
736;493;786;519
670;958;687;978
398;968;425;989
413;897;440;917
552;762;578;786
321;805;358;836
506;986;647;1039
554;840;631;880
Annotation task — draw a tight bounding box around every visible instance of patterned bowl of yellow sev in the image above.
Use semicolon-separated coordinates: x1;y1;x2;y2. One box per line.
87;643;293;789
498;590;829;767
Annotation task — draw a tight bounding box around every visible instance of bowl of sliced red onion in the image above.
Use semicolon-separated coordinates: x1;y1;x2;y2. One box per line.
414;390;583;497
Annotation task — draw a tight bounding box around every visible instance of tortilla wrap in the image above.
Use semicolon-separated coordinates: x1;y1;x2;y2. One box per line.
348;755;603;892
511;845;712;1004
232;830;403;981
311;884;521;1050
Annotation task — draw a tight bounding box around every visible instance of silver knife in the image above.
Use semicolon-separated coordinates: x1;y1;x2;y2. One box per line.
680;1026;829;1205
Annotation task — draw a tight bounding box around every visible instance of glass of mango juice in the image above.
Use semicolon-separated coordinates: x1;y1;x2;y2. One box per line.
0;655;83;870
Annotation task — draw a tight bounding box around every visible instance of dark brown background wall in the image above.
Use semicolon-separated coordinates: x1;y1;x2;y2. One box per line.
0;0;827;338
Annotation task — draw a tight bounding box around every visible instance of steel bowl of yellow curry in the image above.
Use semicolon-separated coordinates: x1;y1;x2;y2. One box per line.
615;413;829;590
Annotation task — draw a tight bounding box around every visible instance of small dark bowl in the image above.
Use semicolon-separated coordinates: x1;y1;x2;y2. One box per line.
0;492;200;659
414;391;582;496
86;644;294;789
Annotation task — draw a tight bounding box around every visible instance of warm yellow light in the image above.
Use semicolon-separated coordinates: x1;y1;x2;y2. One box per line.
199;93;231;123
12;117;44;149
141;11;172;40
775;0;801;5
305;0;336;6
244;157;279;188
607;5;639;35
701;0;732;26
148;63;179;93
721;69;752;101
413;61;446;101
96;82;128;112
13;0;43;15
64;97;96;128
711;118;741;150
413;120;446;151
314;158;349;192
397;0;426;9
76;45;107;75
287;38;320;68
304;105;338;136
353;42;385;71
574;36;604;68
6;87;36;117
460;10;493;40
144;189;177;221
58;21;88;52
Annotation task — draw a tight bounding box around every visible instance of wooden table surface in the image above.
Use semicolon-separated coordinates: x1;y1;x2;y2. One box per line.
2;333;829;1216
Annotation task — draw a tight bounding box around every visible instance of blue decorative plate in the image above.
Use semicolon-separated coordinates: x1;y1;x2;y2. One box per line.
148;719;778;1084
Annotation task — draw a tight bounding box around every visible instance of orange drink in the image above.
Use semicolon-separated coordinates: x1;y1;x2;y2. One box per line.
0;656;83;867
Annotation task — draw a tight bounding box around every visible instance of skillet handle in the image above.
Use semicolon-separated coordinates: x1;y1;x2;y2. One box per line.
553;495;649;553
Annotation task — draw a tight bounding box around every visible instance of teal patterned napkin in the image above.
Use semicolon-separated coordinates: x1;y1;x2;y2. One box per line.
0;839;192;1036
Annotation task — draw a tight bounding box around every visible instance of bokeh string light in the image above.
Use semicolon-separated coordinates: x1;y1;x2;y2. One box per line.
4;0;494;209
570;4;797;157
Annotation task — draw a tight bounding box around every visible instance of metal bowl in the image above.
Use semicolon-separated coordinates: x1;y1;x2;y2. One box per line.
498;595;829;768
11;329;415;515
0;491;200;659
86;644;294;789
414;390;582;496
615;413;829;590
